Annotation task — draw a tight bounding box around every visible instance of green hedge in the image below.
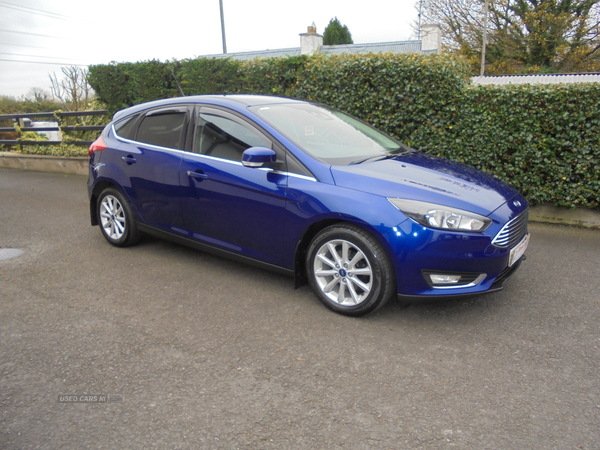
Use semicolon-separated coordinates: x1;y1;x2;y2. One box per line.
87;61;176;113
87;56;312;114
440;85;600;210
287;53;470;143
88;54;600;210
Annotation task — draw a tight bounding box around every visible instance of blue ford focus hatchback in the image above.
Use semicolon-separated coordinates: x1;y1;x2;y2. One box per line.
88;95;529;316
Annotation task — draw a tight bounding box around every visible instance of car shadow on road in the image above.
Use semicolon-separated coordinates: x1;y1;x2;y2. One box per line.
111;233;524;324
373;284;522;325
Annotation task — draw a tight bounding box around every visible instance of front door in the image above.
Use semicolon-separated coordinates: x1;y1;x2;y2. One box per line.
179;107;289;267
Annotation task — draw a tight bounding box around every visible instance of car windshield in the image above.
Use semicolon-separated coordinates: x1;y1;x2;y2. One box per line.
251;103;405;165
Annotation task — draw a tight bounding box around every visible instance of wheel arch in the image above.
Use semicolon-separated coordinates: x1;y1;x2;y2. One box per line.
293;217;397;291
89;180;132;226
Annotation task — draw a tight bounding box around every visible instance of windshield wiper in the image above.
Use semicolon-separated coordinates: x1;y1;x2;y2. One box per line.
350;154;395;165
349;144;417;165
349;151;408;166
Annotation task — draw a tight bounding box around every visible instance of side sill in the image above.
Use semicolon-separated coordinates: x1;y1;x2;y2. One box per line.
137;224;295;278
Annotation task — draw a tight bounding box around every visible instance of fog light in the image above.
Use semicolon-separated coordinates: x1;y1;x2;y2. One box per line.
429;274;461;285
422;271;487;289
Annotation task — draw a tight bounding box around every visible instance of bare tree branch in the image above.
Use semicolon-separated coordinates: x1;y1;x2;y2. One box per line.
49;66;93;111
419;0;600;73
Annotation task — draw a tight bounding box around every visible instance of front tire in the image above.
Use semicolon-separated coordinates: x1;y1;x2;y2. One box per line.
306;223;395;317
97;187;140;247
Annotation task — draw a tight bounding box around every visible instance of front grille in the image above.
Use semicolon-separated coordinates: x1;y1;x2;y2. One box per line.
492;209;529;248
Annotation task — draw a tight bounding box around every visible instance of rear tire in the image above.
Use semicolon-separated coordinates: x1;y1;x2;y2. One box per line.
97;187;140;247
306;223;395;317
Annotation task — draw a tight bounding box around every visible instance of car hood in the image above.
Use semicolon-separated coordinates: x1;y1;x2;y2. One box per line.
330;152;519;216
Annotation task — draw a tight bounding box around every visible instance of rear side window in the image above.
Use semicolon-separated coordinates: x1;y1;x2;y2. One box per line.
136;111;187;149
114;115;139;139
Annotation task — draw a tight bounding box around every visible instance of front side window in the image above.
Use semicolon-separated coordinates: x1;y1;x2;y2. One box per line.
194;111;271;161
136;111;187;149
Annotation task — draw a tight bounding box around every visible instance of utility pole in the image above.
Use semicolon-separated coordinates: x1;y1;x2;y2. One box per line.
480;0;490;76
418;0;423;40
219;0;227;54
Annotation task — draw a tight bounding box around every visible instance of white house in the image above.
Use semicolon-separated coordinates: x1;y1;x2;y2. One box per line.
202;24;442;61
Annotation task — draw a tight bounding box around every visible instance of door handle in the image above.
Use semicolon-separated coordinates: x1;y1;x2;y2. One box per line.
187;170;208;180
121;156;136;164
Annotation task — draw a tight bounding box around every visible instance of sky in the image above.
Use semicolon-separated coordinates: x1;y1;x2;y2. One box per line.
0;0;420;99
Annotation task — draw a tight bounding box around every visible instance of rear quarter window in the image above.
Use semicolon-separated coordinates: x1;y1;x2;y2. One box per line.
114;115;139;140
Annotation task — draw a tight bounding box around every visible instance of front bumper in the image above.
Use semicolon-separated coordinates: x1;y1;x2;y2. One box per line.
396;256;525;304
384;202;529;300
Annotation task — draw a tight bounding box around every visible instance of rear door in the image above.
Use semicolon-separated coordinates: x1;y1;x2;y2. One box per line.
111;106;191;231
179;106;289;267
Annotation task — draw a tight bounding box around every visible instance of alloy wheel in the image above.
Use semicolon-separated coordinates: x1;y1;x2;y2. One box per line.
313;239;373;306
99;194;126;241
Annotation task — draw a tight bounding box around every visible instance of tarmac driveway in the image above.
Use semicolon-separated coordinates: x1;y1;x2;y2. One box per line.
1;168;599;449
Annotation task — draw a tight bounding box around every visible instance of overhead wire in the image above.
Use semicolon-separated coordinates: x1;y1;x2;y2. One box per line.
0;58;88;67
0;1;73;21
0;41;53;50
0;28;74;41
0;2;81;67
0;51;87;62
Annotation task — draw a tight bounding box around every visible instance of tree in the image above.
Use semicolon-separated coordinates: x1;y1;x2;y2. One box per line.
49;66;93;111
419;0;600;74
323;17;353;45
27;88;52;102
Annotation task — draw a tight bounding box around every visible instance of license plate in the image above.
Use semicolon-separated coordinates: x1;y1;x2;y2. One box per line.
509;233;530;267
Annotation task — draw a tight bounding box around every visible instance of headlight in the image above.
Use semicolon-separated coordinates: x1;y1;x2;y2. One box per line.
388;198;492;232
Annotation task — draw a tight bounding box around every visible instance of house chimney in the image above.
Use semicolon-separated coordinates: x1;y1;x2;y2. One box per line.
421;24;441;53
300;22;323;55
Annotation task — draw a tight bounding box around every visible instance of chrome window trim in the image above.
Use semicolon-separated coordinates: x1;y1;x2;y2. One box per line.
112;127;319;182
113;125;187;154
287;173;317;182
187;153;244;166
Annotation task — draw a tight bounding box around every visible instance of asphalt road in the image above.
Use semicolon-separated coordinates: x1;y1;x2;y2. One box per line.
1;168;599;450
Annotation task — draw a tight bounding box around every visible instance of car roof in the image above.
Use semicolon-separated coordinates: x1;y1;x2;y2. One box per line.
112;95;307;121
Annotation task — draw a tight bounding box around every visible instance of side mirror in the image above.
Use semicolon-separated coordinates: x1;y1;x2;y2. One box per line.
242;147;277;168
